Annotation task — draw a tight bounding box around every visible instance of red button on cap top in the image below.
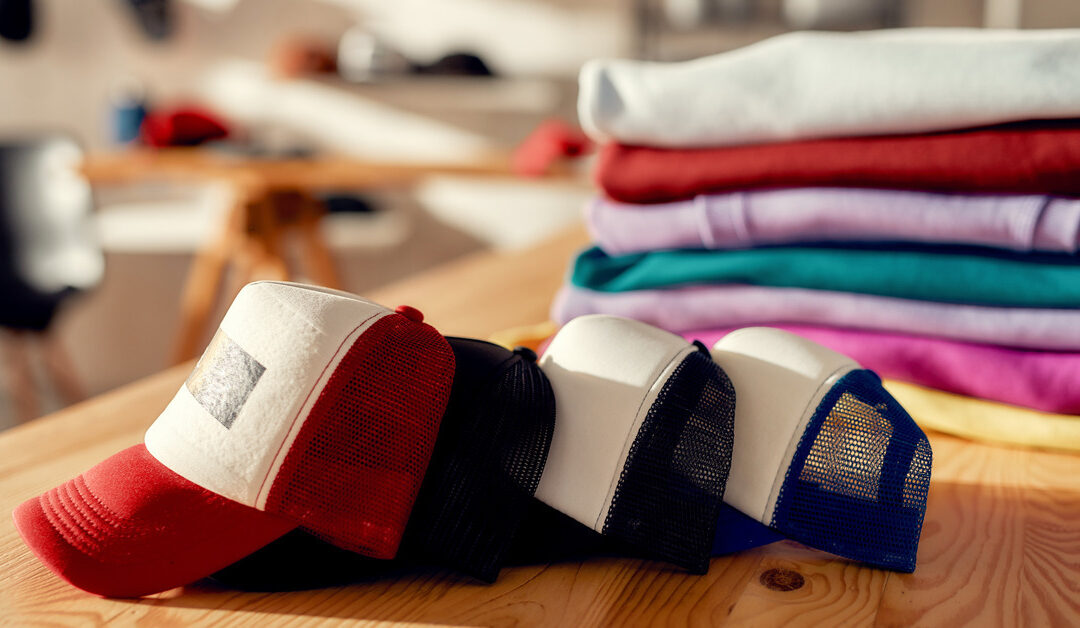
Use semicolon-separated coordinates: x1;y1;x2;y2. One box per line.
395;305;424;323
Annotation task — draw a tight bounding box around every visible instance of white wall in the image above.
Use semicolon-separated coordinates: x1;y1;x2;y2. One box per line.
324;0;632;76
0;0;353;149
0;0;634;151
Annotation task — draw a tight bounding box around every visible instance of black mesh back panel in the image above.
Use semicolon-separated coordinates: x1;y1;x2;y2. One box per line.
601;346;736;573
770;369;932;573
398;338;556;581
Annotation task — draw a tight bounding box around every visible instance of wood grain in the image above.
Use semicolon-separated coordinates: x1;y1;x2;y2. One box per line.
726;542;886;627
875;435;1080;627
1;226;1078;627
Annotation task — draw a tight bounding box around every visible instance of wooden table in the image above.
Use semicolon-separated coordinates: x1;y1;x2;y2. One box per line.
2;227;1078;626
81;148;573;365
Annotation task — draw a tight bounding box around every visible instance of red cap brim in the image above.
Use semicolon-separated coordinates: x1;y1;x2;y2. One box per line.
13;444;295;598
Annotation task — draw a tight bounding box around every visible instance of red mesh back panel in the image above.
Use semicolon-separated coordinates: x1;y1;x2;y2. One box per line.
264;313;455;559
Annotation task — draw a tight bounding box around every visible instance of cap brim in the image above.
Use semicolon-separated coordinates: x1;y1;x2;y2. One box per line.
13;444;296;598
711;504;783;555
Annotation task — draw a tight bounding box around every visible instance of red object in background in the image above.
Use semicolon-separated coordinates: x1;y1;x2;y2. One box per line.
596;121;1080;203
270;37;337;79
141;106;231;147
513;119;593;177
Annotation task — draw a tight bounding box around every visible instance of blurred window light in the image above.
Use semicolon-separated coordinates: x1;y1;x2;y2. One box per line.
180;0;241;14
984;0;1023;28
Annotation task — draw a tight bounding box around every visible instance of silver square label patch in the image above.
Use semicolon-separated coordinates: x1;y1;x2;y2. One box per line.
185;329;266;429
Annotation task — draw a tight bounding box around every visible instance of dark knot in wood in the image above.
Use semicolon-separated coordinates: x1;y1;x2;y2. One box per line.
760;568;805;592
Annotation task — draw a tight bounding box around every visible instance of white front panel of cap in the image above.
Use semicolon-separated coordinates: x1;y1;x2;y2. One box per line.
709;327;857;523
535;315;691;531
145;281;390;507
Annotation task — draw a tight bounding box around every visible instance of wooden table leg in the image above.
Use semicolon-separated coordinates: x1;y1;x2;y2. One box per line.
168;192;247;365
1;331;38;423
231;194;290;290
169;185;334;365
294;194;342;289
41;332;85;405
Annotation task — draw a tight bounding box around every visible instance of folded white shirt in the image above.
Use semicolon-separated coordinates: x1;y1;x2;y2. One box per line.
579;28;1080;148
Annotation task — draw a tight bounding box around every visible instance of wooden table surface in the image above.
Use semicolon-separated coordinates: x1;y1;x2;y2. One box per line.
1;227;1078;627
80;149;541;190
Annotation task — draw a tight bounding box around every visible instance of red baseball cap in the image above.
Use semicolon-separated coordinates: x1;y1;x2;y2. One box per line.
13;281;455;597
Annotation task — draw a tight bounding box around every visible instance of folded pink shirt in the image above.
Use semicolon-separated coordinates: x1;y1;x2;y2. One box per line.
681;325;1080;415
553;284;1080;351
587;188;1080;255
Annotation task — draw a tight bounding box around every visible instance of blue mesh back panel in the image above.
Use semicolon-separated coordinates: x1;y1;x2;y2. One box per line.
770;369;932;572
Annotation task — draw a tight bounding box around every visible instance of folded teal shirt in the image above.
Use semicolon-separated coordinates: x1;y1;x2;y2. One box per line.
570;245;1080;307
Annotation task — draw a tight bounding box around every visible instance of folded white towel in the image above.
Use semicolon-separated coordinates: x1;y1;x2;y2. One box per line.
579;28;1080;148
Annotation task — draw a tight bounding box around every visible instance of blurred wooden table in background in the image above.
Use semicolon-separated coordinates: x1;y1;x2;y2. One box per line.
1;227;1078;626
81;148;568;365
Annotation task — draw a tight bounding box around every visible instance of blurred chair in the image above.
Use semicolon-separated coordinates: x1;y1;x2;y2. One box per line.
0;137;103;423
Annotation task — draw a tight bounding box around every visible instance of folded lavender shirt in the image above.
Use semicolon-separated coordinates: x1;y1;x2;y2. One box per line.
553;284;1080;351
681;325;1080;415
587;188;1080;255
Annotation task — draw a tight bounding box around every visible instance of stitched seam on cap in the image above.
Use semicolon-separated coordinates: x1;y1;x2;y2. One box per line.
71;476;126;529
52;485;101;541
761;362;858;522
40;489;99;554
593;344;693;529
69;478;149;540
254;314;380;505
260;283;330;336
55;482;115;543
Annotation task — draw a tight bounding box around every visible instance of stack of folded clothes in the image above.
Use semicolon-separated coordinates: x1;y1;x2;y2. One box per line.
555;28;1080;448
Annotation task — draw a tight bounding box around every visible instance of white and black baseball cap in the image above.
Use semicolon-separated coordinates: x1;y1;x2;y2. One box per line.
535;314;736;573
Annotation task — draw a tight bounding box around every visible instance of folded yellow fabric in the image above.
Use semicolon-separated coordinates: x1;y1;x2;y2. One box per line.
489;321;1080;454
487;321;558;353
882;379;1080;453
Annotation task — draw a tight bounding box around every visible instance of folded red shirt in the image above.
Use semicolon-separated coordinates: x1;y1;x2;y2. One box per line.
597;121;1080;203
